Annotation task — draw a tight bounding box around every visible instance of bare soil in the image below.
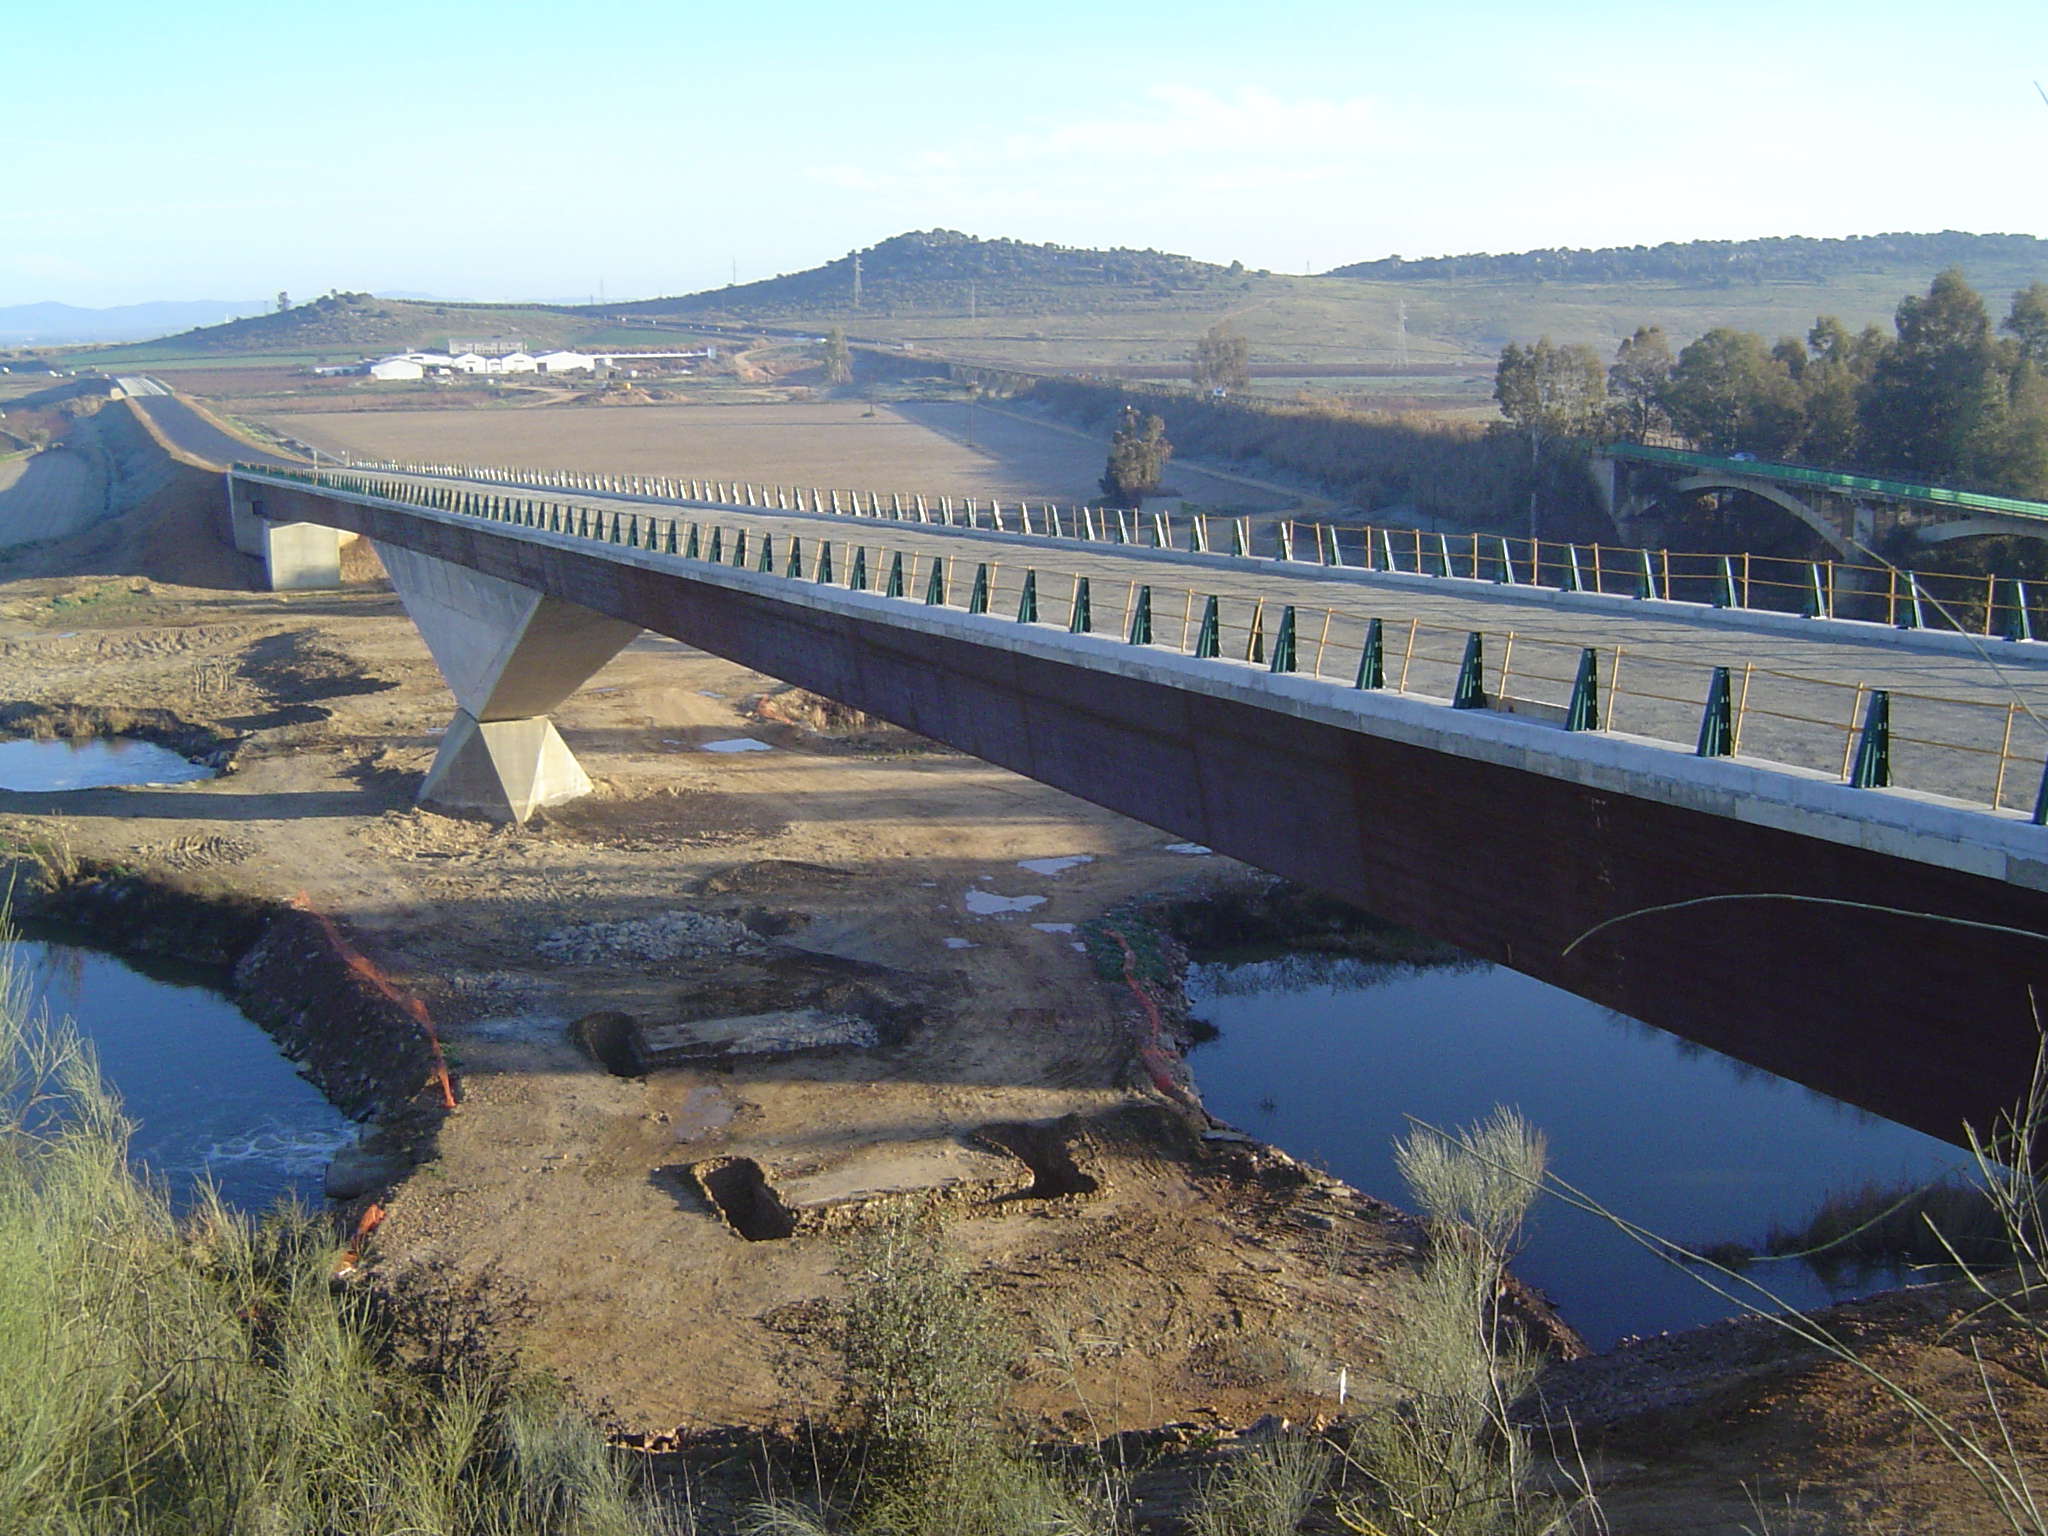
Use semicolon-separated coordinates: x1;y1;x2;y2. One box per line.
4;401;2045;1531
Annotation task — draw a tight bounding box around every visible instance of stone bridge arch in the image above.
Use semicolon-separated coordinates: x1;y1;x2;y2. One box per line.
1656;474;1857;559
1913;515;2048;548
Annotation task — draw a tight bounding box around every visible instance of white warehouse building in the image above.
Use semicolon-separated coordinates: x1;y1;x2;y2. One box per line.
534;350;596;373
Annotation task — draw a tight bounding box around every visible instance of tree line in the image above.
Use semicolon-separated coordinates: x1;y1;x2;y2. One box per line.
1336;231;2048;285
1495;269;2048;499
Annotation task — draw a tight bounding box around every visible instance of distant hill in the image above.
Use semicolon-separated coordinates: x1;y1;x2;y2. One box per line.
614;230;1247;320
0;299;268;345
69;292;601;364
1328;231;2048;286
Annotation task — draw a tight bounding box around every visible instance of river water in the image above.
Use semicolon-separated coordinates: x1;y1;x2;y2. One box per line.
0;736;216;791
1185;954;1969;1348
6;925;354;1212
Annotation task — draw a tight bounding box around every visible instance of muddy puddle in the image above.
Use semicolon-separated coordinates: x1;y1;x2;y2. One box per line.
0;736;215;790
1186;953;1968;1348
8;922;353;1210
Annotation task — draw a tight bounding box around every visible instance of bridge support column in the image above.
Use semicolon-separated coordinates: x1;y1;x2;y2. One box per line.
373;541;641;822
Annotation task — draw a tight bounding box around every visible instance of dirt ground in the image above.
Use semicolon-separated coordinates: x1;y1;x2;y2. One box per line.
0;442;104;547
3;396;2046;1531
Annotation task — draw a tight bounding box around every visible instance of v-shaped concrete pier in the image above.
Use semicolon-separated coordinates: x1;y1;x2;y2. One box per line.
375;542;640;821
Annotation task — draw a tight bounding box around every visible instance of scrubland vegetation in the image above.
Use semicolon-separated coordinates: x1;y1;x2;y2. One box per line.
0;939;674;1536
1028;376;1556;530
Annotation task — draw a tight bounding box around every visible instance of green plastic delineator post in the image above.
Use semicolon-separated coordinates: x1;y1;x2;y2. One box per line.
1565;648;1600;732
1696;667;1734;757
1434;532;1454;577
1636;548;1658;600
663;521;678;554
1452;632;1487;709
628;515;641;548
1805;563;1830;618
1380;529;1398;573
1245;604;1267;666
1230;520;1247;558
1849;689;1892;788
1195;596;1220;658
1493;536;1514;584
885;552;905;599
816;542;834;584
757;533;774;573
923;557;946;605
851;547;869;591
785;537;803;579
2009;579;2035;642
708;527;723;562
685;524;701;560
1017;569;1038;623
1269;606;1298;672
1896;573;1923;630
1355;617;1385;689
1129;586;1153;645
1069;577;1092;633
2033;755;2048;824
969;563;991;614
1560;544;1582;592
732;529;749;567
1191;517;1210;554
1714;555;1737;609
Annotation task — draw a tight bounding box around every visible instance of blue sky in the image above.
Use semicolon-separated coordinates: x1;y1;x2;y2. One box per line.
8;0;2046;306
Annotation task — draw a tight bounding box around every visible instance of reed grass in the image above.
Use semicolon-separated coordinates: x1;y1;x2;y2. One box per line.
0;923;679;1536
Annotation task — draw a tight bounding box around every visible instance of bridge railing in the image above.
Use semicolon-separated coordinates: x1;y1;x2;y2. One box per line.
322;453;2048;644
238;463;2048;823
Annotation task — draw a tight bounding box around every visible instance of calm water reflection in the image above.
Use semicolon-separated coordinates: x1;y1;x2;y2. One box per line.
1186;954;1968;1348
8;926;352;1211
0;736;214;791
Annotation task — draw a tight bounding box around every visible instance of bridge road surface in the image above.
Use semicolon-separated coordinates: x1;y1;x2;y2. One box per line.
382;470;2048;815
118;379;300;470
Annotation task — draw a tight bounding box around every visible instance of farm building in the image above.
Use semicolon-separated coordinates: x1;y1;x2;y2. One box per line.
534;350;595;373
367;357;424;381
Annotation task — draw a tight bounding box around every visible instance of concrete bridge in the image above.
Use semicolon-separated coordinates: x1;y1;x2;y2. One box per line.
1592;442;2048;557
227;462;2048;1148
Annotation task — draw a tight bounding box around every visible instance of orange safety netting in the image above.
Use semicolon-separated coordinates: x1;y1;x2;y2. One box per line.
290;893;457;1110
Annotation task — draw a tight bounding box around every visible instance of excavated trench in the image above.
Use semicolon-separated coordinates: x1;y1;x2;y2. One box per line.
690;1156;799;1241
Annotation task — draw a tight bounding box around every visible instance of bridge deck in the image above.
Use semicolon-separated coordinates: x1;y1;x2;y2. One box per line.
341;468;2048;819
